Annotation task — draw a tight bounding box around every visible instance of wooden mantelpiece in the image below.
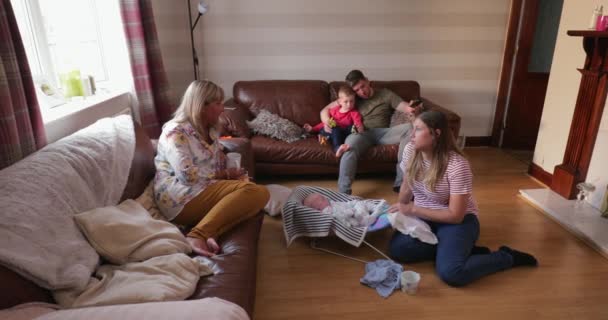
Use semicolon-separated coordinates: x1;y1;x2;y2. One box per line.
551;30;608;199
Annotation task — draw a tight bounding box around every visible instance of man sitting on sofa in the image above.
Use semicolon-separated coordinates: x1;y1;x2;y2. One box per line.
320;69;424;195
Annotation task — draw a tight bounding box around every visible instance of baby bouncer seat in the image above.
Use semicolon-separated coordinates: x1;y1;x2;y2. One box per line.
282;186;393;263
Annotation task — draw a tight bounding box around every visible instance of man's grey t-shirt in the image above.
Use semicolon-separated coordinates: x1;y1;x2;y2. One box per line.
357;88;403;129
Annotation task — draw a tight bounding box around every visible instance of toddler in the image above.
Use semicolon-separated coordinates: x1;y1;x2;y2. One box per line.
303;86;364;157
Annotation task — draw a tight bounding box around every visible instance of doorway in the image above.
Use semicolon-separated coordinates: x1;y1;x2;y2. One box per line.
491;0;564;155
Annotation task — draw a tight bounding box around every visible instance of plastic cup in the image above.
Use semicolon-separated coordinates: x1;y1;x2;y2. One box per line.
226;152;241;169
401;270;421;295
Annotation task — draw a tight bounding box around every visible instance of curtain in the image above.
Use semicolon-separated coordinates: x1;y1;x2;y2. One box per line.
120;0;173;139
0;0;46;170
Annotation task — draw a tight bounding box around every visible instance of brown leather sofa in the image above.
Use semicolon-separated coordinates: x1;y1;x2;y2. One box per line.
220;80;461;176
0;122;262;318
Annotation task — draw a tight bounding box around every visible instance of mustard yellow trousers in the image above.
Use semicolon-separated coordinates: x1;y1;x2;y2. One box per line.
174;180;269;240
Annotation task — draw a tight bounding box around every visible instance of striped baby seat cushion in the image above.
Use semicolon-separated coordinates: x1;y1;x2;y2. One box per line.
282;186;387;247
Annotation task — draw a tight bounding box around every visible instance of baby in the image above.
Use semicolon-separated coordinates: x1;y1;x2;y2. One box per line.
302;192;438;244
302;192;385;228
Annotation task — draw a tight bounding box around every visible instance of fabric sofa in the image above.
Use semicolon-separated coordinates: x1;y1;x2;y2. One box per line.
219;80;461;176
0;118;261;319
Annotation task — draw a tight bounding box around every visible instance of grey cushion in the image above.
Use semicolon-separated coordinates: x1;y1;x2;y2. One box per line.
247;109;304;143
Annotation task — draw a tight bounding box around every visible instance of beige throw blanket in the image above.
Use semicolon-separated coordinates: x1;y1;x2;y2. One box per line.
73;200;190;265
0;298;249;320
53;254;208;308
54;200;213;308
0;115;135;291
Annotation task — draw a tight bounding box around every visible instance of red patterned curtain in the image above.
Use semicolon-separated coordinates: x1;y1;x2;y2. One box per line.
120;0;173;139
0;0;46;170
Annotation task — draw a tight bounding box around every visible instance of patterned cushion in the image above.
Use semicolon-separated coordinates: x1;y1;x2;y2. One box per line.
246;109;304;143
389;110;411;127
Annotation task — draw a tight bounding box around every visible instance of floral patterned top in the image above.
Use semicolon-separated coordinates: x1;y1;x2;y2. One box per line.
154;120;219;221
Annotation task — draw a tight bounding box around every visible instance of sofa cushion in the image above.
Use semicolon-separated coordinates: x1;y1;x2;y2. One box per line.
364;144;400;162
219;99;253;138
234;80;330;126
390;110;412;127
251;135;399;164
0;115;135;292
1;116;147;310
247;109;305;143
252;136;338;164
120;121;156;202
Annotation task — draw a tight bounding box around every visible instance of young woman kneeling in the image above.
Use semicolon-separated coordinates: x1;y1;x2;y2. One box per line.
389;110;537;287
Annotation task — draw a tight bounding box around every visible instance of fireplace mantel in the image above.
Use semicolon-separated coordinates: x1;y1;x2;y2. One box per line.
551;30;608;199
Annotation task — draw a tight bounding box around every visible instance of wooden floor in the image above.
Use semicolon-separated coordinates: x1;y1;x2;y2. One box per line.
253;148;608;320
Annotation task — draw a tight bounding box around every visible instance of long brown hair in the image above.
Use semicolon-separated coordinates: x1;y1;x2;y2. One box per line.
173;80;224;137
406;110;463;191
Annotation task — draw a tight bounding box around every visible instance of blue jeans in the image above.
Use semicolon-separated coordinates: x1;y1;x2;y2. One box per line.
337;123;412;194
389;214;514;287
319;126;353;153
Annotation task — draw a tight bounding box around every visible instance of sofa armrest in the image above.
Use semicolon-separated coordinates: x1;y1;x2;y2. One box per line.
219;137;255;179
0;264;53;309
219;99;253;138
422;97;461;138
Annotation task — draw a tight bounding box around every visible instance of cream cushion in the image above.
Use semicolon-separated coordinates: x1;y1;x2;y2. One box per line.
73;199;190;265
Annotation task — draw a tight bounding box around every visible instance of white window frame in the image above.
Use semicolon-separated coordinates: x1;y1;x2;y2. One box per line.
24;0;57;88
16;0;111;90
11;0;134;136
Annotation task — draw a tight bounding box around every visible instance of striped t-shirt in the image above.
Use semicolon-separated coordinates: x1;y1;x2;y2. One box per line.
399;143;478;215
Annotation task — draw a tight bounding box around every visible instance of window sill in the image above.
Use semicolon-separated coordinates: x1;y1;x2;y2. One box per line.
43;91;131;143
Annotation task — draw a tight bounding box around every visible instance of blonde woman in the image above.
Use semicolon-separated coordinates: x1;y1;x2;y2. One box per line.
154;80;269;257
389;110;537;287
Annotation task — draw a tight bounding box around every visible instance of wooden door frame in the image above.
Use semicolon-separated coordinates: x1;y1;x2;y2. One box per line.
492;0;545;148
491;0;523;146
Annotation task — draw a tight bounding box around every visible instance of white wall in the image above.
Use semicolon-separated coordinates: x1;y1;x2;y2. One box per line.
533;0;608;210
150;0;191;110
152;0;510;137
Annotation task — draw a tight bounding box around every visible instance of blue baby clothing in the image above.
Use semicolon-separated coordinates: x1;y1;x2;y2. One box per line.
360;259;403;298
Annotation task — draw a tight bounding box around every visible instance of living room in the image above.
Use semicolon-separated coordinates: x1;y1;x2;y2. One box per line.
1;0;607;319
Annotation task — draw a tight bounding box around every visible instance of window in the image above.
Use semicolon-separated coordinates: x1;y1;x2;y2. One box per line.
11;0;132;113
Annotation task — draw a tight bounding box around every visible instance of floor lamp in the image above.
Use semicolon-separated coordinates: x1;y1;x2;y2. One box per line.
188;0;208;80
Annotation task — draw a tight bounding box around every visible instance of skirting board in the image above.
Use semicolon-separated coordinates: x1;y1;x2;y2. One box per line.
528;163;553;187
464;136;491;147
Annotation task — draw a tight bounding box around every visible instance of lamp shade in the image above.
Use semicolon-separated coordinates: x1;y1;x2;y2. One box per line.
198;1;208;15
189;0;209;80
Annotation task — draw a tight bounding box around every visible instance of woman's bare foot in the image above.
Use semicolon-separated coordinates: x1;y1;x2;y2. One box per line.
187;236;214;257
206;237;221;254
336;144;350;157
